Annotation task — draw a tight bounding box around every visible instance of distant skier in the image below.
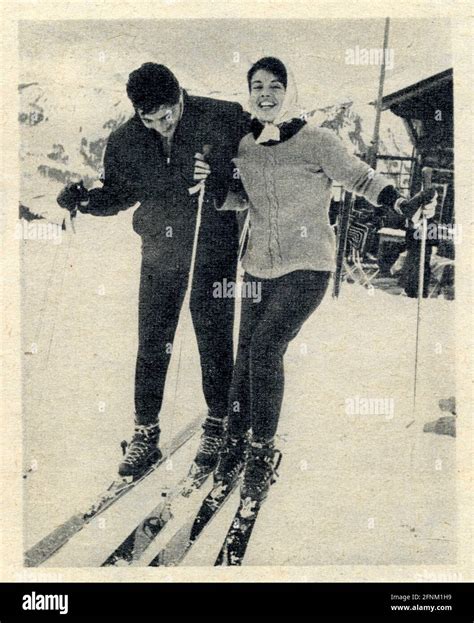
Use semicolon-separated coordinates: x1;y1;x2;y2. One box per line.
57;63;248;478
213;57;437;507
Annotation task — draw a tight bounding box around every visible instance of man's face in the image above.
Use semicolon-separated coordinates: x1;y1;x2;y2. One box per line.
138;101;181;138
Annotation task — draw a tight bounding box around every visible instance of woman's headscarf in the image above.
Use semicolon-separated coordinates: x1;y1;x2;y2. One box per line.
248;60;306;144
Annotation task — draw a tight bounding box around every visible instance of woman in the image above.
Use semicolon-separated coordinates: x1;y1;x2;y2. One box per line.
211;57;435;504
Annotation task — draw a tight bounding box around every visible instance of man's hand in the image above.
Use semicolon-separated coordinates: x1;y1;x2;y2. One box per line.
57;181;89;212
193;153;211;183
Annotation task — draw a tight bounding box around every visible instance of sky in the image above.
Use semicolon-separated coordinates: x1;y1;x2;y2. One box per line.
19;17;452;110
18;17;452;201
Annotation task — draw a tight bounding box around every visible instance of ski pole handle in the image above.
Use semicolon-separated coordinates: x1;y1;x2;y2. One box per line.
202;144;212;161
420;166;436;220
190;144;213;194
186;145;213;290
422;166;433;190
194;144;212;165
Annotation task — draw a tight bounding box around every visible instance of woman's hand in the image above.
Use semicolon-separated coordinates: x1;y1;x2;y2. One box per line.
397;188;437;223
398;187;436;219
411;191;438;225
193;152;211;183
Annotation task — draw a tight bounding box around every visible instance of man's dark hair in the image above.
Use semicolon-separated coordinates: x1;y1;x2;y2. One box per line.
126;63;181;113
247;57;288;91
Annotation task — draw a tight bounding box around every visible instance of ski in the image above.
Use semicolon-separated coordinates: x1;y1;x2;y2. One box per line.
24;414;202;567
148;478;239;566
215;448;282;566
102;465;212;566
214;495;262;566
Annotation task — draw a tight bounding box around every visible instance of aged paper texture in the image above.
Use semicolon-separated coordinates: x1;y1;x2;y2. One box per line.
1;0;472;584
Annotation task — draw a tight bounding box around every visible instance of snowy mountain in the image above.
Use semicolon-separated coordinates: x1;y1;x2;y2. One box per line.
19;80;412;208
19;81;132;205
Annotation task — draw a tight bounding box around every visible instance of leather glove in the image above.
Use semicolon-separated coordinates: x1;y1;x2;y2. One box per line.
57;181;89;212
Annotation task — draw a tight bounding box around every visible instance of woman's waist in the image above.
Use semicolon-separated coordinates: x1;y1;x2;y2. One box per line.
241;256;336;279
244;223;335;264
247;189;332;227
248;216;334;245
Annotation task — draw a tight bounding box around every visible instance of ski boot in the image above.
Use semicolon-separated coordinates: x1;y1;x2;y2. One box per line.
214;433;250;487
214;439;282;566
118;422;162;479
183;415;226;495
241;439;282;504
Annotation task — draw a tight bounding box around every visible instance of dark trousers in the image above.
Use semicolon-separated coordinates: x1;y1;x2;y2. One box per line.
135;258;236;426
228;270;330;441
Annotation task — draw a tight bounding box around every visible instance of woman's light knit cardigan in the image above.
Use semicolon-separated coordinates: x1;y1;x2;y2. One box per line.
232;125;392;279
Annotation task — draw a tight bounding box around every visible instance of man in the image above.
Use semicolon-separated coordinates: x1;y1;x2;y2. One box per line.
57;63;248;479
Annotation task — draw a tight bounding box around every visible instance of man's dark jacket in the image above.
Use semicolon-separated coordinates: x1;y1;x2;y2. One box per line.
83;91;248;272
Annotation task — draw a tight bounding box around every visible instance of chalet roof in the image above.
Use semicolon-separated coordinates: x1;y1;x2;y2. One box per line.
372;68;453;120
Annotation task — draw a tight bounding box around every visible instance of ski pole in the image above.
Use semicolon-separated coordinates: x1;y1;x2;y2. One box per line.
238;211;250;266
163;145;212;492
409;166;432;427
185;144;212;296
27;194;78;421
417;166;432;301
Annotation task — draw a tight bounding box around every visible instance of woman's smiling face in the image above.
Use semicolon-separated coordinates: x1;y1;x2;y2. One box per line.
249;69;286;123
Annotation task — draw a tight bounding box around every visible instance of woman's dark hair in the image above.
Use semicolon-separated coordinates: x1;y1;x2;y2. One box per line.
126;63;181;113
247;57;287;91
